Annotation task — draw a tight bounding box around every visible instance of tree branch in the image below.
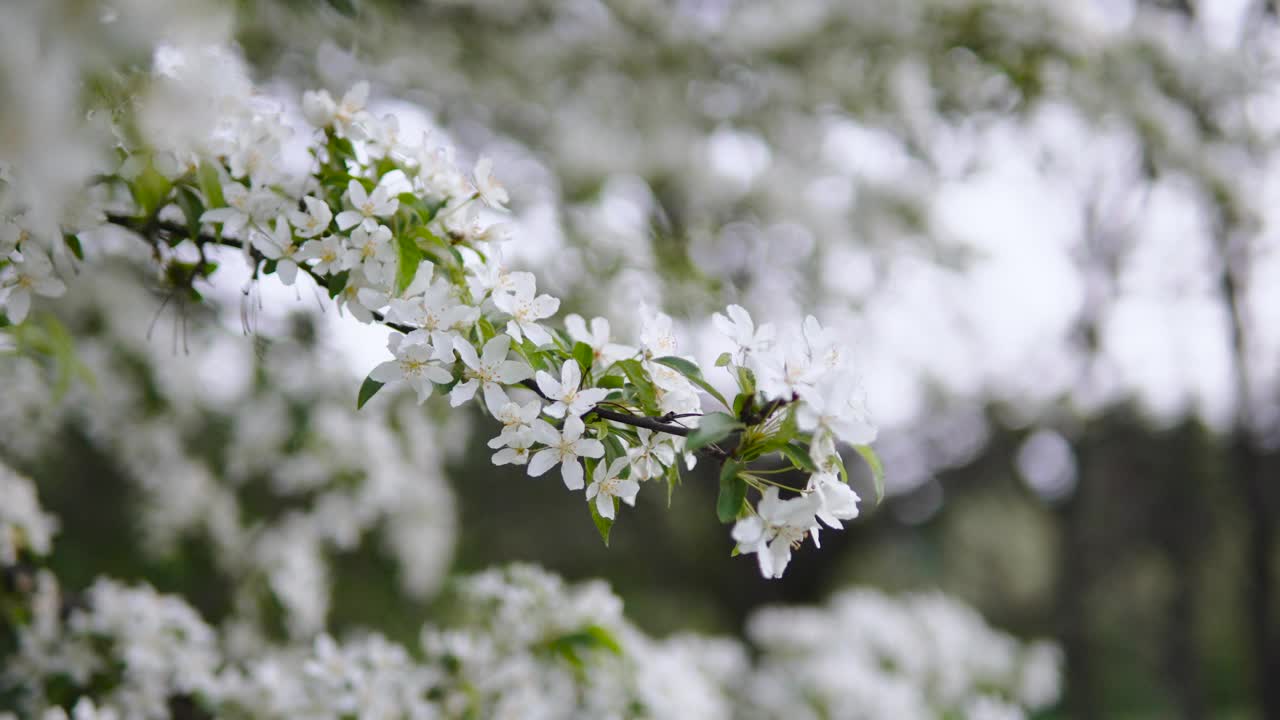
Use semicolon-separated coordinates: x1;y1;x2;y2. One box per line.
104;213;725;452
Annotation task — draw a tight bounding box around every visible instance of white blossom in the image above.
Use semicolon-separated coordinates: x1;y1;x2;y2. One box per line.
535;360;608;419
0;463;58;564
489;399;543;448
807;471;860;538
370;332;454;404
493;278;559;346
200;183;282;237
343;222;395;282
731;487;821;579
295;234;346;276
527;416;605;490
472;156;509;210
0;250;66;324
712;303;775;361
288;196;333;238
491;427;536;466
335;179;399;231
251;216;302;285
797;373;878;446
639;310;678;358
585;456;640;520
450;335;533;414
627;428;676;481
564;314;634;365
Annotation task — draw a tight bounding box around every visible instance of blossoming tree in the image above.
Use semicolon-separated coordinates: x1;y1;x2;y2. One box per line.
0;2;1063;717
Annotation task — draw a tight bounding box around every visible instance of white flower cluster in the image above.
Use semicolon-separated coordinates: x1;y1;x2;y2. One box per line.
0;462;58;565
416;565;744;719
0;218;67;325
0;478;1058;719
4;561;739;719
0;44;883;579
716;306;879;578
743;590;1063;720
11;577;221;719
0;265;459;639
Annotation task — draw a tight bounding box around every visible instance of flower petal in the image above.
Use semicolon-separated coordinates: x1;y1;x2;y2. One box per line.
527;449;558;477
561;460;584;490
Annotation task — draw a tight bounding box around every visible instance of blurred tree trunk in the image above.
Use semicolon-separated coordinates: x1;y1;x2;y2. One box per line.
1159;422;1208;720
1056;436;1100;719
1216;221;1280;719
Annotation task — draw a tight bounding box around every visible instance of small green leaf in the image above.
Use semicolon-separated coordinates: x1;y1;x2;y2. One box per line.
666;461;680;507
357;375;384;409
616;359;657;413
603;434;626;463
326;0;360;18
572;342;594;374
598;375;625;389
62;234;84;261
395;234;426;295
716;460;746;523
715;352;733;367
588;496;614;546
582;624;622;655
546;624;622;669
326;271;349;299
854;444;885;503
654;355;729;409
736;366;756;398
197;162;224;208
130;160;172;218
780;442;818;473
685;412;742;454
174;185;206;242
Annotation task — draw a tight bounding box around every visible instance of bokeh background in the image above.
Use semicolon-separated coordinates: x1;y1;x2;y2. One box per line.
4;0;1280;717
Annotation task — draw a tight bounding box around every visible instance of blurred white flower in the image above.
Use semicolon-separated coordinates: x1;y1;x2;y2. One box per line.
0;250;66;324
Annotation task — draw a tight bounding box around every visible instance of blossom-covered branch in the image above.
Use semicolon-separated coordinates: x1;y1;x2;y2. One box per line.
1;58;881;578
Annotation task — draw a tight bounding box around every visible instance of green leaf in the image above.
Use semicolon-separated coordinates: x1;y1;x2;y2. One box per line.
666;461;680;507
130;160;172;218
597;375;625;389
326;0;360;18
394;234;426;295
582;624;622;655
716;460;746;523
325;271;349;299
685;412;742;455
197;163;224;208
174;186;206;242
572;341;594;374
62;234;84;261
854;444;885;503
780;442;818;473
588;496;614;547
603;434;627;463
715;352;733;367
616;359;657;413
736;366;756;398
546;624;623;669
357;374;384;409
654;355;729;409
